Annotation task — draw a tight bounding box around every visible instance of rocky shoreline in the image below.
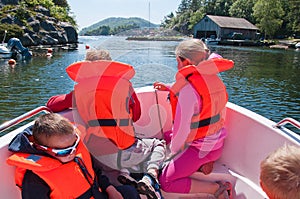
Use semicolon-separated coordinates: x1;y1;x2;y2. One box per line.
0;1;78;47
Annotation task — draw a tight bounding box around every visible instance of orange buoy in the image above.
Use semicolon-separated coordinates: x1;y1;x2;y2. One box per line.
47;48;53;53
85;45;90;49
8;59;16;65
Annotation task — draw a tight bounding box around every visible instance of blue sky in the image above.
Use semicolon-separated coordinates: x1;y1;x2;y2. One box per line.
67;0;181;30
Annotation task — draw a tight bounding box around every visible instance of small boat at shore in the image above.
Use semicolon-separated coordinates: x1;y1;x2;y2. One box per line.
205;38;220;45
0;30;32;60
0;44;13;59
0;30;12;59
0;86;299;198
296;42;300;49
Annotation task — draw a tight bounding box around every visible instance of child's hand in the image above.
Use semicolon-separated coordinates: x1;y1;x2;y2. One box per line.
153;82;169;91
106;185;123;199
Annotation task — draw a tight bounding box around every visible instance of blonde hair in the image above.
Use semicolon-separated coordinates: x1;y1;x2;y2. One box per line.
260;144;300;199
85;49;112;61
175;39;209;65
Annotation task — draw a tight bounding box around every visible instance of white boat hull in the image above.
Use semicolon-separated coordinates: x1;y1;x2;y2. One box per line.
0;45;12;59
205;38;220;45
0;86;299;198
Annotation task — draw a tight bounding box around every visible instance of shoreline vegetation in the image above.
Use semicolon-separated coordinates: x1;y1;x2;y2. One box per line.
124;34;300;49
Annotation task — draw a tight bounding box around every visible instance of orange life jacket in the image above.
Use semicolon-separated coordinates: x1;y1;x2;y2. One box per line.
169;58;234;142
6;141;97;199
66;60;136;150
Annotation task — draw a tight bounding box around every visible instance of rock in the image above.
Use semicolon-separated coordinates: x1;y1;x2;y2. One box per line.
41;35;58;45
34;6;50;16
59;22;78;43
0;1;78;46
1;0;19;5
20;33;35;46
28;20;40;32
48;31;68;44
40;20;57;32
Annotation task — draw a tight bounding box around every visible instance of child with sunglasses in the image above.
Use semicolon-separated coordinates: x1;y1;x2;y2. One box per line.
7;113;141;199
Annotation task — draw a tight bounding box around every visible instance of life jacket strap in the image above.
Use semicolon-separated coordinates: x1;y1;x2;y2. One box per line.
76;186;94;199
88;119;133;127
190;114;220;129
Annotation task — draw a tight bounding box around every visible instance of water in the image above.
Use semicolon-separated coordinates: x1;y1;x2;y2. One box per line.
1;36;299;134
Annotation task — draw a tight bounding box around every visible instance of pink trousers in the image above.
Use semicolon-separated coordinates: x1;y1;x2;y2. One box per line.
159;145;223;193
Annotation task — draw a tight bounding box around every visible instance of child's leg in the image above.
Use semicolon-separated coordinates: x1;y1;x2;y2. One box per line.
120;138;166;175
159;146;223;193
115;185;141;199
119;138;166;199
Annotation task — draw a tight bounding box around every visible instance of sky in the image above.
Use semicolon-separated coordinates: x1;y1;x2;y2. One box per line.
67;0;181;30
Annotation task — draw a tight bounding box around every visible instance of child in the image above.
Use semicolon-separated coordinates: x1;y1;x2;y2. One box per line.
46;49;166;199
154;39;233;198
260;144;300;199
7;113;140;199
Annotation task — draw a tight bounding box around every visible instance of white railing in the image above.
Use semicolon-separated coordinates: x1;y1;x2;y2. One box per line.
0;106;52;133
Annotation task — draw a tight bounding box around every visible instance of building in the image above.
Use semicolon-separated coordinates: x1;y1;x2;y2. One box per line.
193;15;259;40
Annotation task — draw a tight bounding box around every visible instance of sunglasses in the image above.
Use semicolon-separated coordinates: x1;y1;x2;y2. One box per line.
35;133;80;157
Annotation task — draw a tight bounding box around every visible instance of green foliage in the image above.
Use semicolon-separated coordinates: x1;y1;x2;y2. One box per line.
163;0;297;38
15;1;31;25
253;0;284;38
23;0;54;9
283;0;300;34
0;24;24;42
53;0;69;8
229;0;256;23
0;0;76;39
188;10;204;30
80;17;157;35
111;24;140;35
83;23;141;36
85;26;111;36
50;6;76;26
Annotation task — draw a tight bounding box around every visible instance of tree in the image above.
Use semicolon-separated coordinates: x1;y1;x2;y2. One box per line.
229;0;256;23
284;0;300;35
204;0;233;16
177;0;192;14
253;0;284;38
53;0;69;7
189;10;205;30
161;12;175;27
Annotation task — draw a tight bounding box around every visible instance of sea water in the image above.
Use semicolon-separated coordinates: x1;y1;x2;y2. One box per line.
0;36;299;134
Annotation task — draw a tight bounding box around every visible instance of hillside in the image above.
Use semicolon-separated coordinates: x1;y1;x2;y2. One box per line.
79;17;159;36
0;0;77;46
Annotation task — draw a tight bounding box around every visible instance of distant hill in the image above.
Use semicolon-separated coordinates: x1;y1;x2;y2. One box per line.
79;17;159;36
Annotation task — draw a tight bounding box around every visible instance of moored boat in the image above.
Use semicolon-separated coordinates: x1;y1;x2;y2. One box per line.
0;86;299;198
0;44;12;59
205;38;220;45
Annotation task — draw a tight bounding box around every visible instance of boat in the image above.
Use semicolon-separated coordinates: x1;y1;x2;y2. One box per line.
0;30;12;59
0;44;13;59
0;30;32;60
0;86;299;198
204;35;220;45
205;38;220;45
296;42;300;49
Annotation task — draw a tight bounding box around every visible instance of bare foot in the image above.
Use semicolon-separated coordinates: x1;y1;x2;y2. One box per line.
198;161;214;175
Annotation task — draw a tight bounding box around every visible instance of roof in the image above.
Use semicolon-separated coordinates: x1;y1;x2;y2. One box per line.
206;15;259;30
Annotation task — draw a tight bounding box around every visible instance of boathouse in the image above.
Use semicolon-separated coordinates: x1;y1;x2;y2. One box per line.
193;15;259;40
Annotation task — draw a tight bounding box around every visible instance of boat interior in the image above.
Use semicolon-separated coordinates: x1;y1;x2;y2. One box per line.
0;87;299;198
